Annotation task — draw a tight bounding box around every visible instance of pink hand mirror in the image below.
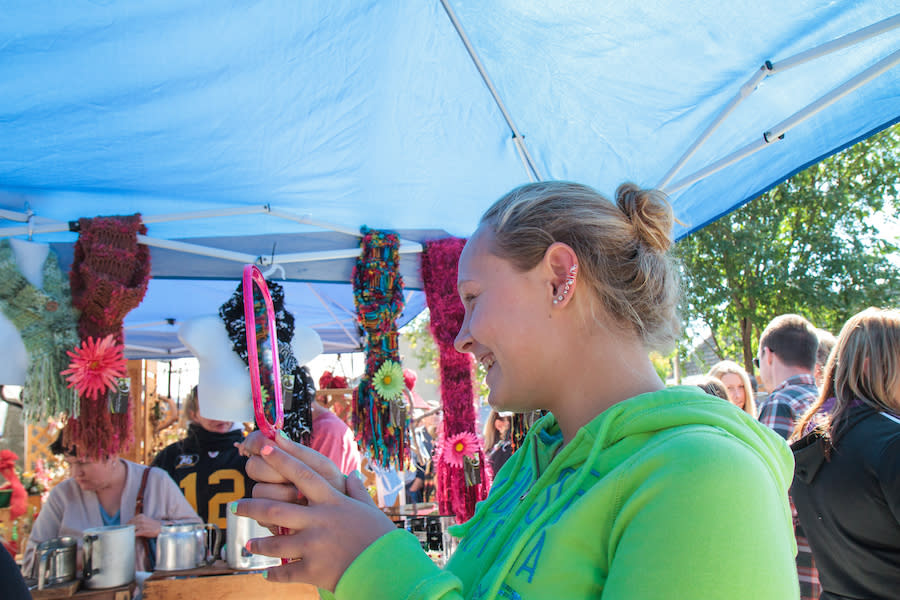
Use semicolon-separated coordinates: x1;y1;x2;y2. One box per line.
242;264;284;440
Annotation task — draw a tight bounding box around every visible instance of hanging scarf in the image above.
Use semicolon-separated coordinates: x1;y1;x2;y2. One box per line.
0;240;81;421
421;237;490;523
352;227;407;468
65;215;151;459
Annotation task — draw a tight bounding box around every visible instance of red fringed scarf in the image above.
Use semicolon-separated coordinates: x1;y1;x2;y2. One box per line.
65;215;150;459
421;238;490;523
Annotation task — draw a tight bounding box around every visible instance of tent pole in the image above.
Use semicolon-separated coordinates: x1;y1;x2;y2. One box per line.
439;0;542;182
666;48;900;195
136;234;257;263
267;209;424;253
140;205;270;224
657;64;772;189
659;13;900;190
305;283;361;349
774;13;900;74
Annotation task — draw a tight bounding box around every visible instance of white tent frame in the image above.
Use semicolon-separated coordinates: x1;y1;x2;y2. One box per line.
658;13;900;193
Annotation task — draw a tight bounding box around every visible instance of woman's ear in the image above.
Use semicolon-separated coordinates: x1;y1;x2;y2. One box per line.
544;242;578;307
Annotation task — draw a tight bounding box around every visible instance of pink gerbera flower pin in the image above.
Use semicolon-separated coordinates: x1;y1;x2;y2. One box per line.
440;431;480;469
61;335;127;398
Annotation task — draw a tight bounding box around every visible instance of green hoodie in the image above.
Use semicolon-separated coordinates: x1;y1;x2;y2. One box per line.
335;386;799;599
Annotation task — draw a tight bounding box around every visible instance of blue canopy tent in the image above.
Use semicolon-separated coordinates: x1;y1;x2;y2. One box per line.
1;1;898;358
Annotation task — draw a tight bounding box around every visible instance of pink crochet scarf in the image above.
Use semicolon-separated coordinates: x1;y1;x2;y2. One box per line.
421;237;490;522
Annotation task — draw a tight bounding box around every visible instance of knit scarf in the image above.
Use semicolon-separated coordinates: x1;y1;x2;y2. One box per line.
65;215;151;459
421;237;490;523
0;240;81;421
352;227;407;469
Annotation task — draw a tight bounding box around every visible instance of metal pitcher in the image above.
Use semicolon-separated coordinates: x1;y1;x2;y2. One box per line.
83;524;136;589
225;511;280;570
155;522;222;571
34;536;77;590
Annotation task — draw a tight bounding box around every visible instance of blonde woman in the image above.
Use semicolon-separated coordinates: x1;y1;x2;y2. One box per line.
235;181;798;599
482;410;512;476
792;308;900;600
709;360;757;416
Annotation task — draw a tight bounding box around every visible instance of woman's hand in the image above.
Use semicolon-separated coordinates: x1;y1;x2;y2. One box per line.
128;514;162;538
232;441;396;591
236;430;348;531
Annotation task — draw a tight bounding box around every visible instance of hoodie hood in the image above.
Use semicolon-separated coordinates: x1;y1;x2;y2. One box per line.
451;386;794;576
454;385;793;540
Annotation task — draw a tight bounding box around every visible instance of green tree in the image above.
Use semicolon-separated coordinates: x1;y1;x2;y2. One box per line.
675;126;900;374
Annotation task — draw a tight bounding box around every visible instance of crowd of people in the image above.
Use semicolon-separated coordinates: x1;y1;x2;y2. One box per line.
5;180;897;599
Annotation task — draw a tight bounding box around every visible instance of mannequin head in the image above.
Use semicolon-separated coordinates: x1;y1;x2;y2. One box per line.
177;315;324;425
178;315;253;422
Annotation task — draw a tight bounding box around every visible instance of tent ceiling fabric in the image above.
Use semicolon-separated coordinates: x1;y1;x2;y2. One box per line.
1;1;898;357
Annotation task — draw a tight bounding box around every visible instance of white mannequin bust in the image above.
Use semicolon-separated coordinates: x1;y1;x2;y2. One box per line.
178;315;253;422
178;316;325;423
0;239;51;385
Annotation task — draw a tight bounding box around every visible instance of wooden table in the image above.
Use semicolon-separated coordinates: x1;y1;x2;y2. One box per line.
142;561;319;600
31;580;136;600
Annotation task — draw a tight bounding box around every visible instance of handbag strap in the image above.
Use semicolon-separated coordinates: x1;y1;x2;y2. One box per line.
135;466;152;515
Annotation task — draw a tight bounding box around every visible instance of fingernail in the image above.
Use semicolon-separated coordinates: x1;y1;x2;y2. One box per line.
262;570;268;580
261;444;274;457
245;540;252;553
229;501;238;514
350;469;362;482
278;430;291;442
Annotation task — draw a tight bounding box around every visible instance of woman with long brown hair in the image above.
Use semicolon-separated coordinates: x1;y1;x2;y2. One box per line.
792;307;900;600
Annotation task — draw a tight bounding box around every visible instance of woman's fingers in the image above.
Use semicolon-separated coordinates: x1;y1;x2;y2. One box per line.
239;431;346;494
252;481;306;504
235;497;311;533
345;471;376;508
245;527;307;560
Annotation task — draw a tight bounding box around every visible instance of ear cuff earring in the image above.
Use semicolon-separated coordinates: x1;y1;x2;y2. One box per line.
553;264;578;305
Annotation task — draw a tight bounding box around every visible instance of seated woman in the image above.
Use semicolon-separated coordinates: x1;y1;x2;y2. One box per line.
23;431;201;575
152;385;254;530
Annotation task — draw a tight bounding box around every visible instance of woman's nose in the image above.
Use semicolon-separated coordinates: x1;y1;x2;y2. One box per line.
454;321;473;354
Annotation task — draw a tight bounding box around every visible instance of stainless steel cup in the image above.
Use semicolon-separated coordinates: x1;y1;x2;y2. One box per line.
155;522;221;571
82;524;136;589
225;511;280;570
34;536;77;590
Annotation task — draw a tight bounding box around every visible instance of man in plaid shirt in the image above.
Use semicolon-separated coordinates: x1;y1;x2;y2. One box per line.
755;314;820;600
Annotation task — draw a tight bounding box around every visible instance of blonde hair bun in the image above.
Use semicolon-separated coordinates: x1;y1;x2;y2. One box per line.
615;183;673;253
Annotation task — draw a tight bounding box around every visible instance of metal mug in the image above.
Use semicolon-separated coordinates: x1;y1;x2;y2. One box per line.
34;536;77;590
83;524;136;590
225;511;280;570
156;522;222;571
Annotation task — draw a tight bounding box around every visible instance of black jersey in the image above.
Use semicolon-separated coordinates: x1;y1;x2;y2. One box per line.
151;424;253;529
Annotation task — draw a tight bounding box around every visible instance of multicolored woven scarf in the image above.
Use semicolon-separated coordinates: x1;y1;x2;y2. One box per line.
352;227;406;468
421;237;490;523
